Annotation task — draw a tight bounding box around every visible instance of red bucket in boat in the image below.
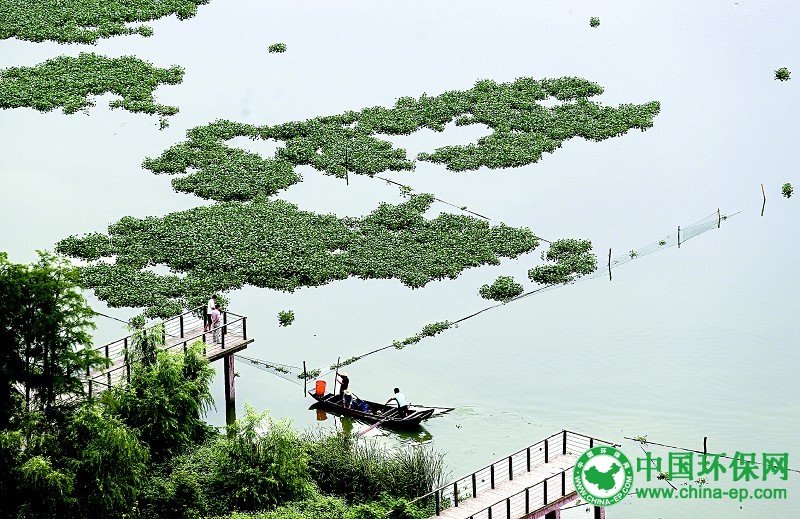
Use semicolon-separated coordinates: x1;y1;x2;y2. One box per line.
315;380;327;395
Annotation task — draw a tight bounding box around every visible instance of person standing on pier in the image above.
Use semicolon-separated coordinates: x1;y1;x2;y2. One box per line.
211;304;222;343
204;294;217;332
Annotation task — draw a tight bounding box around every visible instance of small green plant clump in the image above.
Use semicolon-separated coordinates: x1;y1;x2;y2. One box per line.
298;368;321;381
0;0;210;43
775;67;791;81
394;321;451;349
528;239;598;285
590;17;600;27
479;275;524;302
629;250;638;259
782;182;793;198
278;310;295;326
0;53;183;116
268;42;287;53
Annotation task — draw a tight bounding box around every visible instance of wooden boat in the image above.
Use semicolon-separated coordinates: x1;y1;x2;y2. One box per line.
308;391;436;430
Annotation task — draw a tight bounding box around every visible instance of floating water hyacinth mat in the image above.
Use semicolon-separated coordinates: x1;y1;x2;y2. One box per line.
479;275;524;302
0;53;183;116
775;68;791;81
57;195;539;318
143;77;660;201
268;43;287;53
528;239;597;285
0;0;209;43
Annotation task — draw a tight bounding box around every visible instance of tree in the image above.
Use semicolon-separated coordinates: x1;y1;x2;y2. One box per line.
105;341;215;459
0;251;107;428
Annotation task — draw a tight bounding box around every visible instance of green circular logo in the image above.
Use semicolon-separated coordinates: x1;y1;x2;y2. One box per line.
573;446;634;506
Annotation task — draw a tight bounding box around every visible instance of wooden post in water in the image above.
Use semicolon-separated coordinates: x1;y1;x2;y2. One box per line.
761;183;767;216
224;353;236;425
345;145;349;186
303;361;307;396
717;208;721;228
333;356;340;395
608;248;612;281
704;436;708;455
677;226;681;248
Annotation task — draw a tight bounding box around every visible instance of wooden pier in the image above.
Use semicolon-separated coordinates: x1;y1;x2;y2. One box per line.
86;307;253;423
415;431;613;519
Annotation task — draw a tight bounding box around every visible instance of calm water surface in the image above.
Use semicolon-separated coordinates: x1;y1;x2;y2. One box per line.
2;1;799;517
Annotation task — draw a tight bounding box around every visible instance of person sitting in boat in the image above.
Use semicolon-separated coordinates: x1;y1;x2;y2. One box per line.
336;371;350;395
343;389;353;409
385;387;409;418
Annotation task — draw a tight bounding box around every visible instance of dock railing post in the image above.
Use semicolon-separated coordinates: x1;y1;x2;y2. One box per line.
527;447;531;471
472;473;477;498
508;456;513;481
561;470;566;496
545;439;549;463
453;483;458;507
563;430;567;455
180;314;184;338
243;316;247;340
435;491;440;515
543;478;548;505
490;465;495;489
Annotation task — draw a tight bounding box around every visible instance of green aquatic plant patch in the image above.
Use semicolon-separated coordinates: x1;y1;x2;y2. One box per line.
144;77;660;200
775;67;791;81
528;239;597;285
0;0;209;44
479;275;524;302
782;183;793;198
268;42;287;53
393;321;451;350
57;195;538;317
590;17;600;28
278;310;295;326
0;53;183;116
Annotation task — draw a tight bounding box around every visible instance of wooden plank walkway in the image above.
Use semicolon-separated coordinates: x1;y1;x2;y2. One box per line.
435;454;578;519
88;308;252;393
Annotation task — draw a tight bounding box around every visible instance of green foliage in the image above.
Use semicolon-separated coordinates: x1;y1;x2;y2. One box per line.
142;78;659;201
629;250;638;258
0;251;107;428
394;321;451;349
4;404;149;518
479;275;524;302
590;17;600;27
215;494;430;519
278;309;295;326
528;239;597;285
782;182;793;198
0;0;209;43
304;431;445;502
0;53;183;116
775;67;791;81
209;405;313;512
104;342;215;460
299;368;321;381
269;42;287;53
57;195;537;317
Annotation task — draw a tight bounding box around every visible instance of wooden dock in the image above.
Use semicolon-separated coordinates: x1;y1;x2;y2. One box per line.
416;431;612;519
87;307;253;395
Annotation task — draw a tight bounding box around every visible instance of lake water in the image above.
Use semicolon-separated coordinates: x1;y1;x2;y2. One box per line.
2;1;799;517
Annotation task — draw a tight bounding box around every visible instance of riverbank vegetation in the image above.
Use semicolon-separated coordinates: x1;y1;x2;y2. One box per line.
0;53;183;116
0;0;210;43
0;253;440;518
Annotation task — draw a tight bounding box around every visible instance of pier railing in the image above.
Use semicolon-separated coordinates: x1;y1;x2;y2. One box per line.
86;306;248;396
414;430;617;516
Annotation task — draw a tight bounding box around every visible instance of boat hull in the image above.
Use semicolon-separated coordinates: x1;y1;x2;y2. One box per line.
308;391;435;430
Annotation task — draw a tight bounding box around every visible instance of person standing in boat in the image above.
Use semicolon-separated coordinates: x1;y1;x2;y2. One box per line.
386;387;408;417
336;371;349;396
343;389;353;409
